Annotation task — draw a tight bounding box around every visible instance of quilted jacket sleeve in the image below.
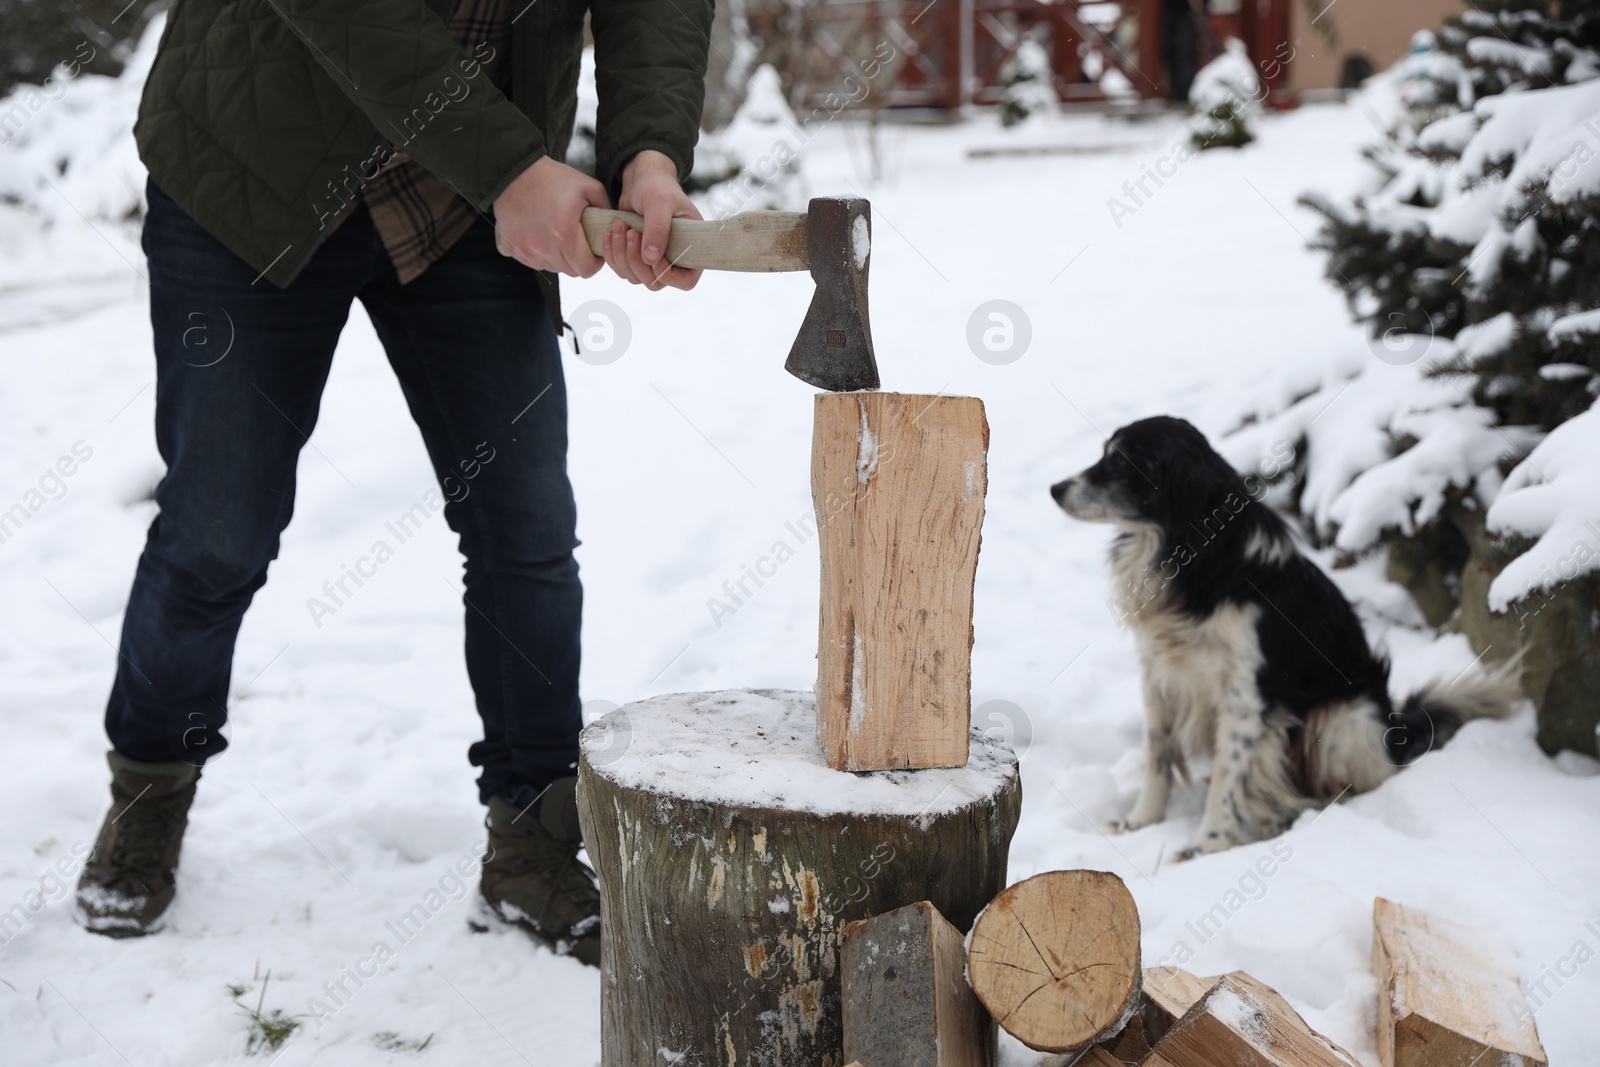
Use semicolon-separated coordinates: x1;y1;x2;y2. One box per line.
270;0;546;209
590;0;713;197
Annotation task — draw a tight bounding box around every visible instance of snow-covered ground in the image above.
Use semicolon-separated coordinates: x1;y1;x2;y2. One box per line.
3;91;1599;1065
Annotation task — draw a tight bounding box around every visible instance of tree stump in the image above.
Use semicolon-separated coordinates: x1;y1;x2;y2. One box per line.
965;869;1141;1053
577;689;1021;1067
812;392;988;771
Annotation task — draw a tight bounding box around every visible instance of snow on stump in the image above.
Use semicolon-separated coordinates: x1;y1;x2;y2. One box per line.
812;392;988;772
576;689;1020;1067
1372;897;1548;1067
965;870;1142;1053
1144;971;1361;1067
841;900;993;1067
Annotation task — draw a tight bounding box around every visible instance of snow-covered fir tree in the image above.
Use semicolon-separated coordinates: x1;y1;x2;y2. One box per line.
1241;0;1600;670
1302;1;1600;431
691;64;807;212
1189;39;1262;150
999;39;1057;128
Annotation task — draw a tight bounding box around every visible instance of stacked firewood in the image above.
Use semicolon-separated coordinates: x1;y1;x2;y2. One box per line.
837;873;1548;1067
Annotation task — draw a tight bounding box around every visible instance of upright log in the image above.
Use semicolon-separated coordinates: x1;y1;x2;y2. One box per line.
841;901;994;1067
1372;897;1548;1067
812;392;988;772
965;870;1142;1053
577;689;1021;1067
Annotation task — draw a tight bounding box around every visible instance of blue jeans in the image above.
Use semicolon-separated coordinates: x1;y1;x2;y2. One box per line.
107;180;583;805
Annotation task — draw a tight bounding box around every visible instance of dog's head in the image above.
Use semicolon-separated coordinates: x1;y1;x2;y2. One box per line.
1050;416;1242;530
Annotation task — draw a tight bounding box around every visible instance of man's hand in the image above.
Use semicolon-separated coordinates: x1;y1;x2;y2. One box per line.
492;156;610;277
602;150;703;292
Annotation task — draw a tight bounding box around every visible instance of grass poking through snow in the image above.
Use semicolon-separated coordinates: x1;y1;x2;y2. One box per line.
374;1031;435;1052
232;971;303;1054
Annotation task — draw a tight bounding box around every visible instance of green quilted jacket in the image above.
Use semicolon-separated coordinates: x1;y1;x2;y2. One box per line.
135;0;713;305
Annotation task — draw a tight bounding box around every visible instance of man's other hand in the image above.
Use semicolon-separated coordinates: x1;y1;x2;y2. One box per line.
602;150;703;292
493;156;610;278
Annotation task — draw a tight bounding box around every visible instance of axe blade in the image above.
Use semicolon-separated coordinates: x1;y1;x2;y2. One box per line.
785;197;880;392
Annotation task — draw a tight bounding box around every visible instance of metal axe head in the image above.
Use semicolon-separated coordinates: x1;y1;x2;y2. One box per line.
785;197;880;392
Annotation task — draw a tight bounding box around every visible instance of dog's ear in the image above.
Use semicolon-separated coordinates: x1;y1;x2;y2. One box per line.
1150;421;1249;523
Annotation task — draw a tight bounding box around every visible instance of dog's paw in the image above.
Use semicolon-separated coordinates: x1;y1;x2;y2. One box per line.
1112;805;1165;834
1172;840;1227;862
1174;828;1240;860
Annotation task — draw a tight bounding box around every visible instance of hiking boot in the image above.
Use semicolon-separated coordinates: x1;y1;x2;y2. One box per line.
480;778;601;966
75;751;200;938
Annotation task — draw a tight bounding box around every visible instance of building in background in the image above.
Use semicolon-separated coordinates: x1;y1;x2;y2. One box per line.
1288;0;1465;93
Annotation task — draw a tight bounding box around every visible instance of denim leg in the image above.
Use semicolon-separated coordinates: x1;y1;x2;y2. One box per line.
105;181;369;764
357;219;582;805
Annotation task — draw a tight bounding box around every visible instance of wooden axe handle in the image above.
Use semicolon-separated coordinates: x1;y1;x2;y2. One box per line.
580;208;810;272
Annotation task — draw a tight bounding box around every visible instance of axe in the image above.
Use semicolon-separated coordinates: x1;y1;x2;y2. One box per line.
575;196;879;392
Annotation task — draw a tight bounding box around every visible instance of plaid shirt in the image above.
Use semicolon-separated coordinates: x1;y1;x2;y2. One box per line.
358;0;515;283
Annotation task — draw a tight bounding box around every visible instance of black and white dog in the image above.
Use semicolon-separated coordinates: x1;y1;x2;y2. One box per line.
1051;416;1518;858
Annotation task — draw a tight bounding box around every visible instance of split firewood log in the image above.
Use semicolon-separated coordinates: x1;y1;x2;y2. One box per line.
841;900;994;1067
1372;897;1547;1067
1144;971;1361;1067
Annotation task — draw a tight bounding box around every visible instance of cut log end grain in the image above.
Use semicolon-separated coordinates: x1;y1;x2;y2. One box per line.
965;870;1141;1053
1042;967;1220;1067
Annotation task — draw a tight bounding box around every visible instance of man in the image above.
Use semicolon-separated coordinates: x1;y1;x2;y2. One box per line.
1163;0;1204;103
72;0;712;965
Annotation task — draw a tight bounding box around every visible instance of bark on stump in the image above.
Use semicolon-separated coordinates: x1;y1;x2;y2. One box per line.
577;689;1021;1067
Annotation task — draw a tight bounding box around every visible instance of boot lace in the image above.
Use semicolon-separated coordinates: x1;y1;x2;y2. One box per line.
492;823;600;929
102;790;187;887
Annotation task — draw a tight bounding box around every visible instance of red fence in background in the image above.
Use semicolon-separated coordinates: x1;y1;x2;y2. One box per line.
776;0;1293;113
968;0;1163;105
782;0;964;111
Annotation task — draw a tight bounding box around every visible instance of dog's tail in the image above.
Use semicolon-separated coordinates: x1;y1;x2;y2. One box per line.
1384;659;1523;765
1300;659;1522;799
